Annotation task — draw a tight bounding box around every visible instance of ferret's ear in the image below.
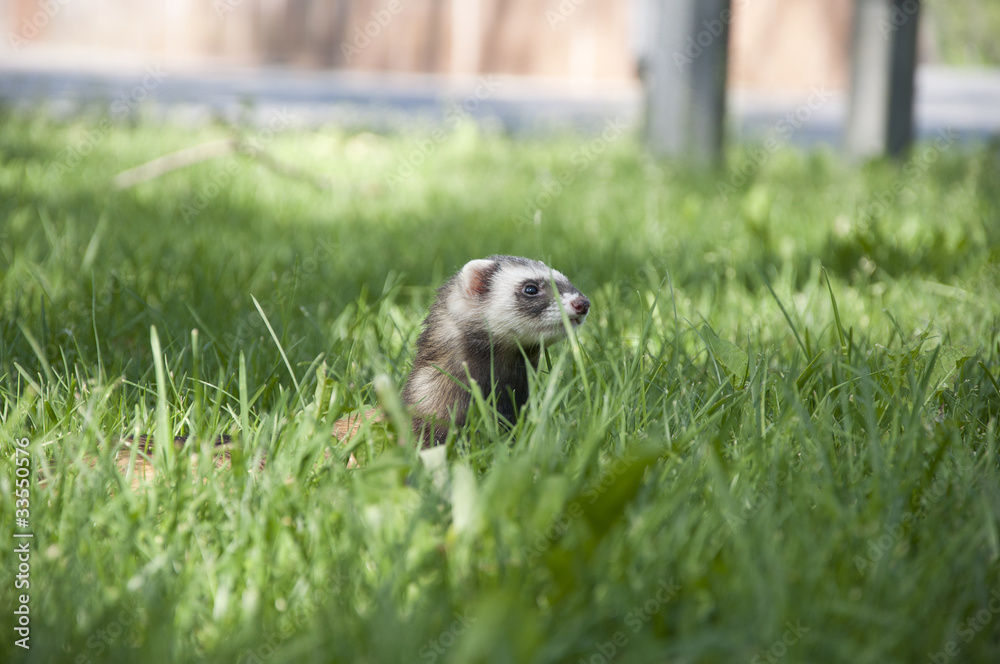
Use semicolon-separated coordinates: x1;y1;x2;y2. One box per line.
458;259;496;298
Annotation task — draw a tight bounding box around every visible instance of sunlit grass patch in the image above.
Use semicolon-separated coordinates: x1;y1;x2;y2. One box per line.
1;109;999;664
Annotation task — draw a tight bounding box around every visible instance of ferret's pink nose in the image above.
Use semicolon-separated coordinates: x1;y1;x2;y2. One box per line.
570;296;590;316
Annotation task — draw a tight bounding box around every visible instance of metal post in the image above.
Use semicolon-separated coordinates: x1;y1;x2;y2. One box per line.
846;0;921;159
641;0;731;164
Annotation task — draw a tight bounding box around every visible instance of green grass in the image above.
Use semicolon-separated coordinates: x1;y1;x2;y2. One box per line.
1;108;999;664
927;0;1000;66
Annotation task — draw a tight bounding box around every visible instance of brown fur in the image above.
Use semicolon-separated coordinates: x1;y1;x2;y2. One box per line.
402;255;588;446
68;256;586;482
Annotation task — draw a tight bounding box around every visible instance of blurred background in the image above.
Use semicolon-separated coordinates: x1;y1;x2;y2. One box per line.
3;0;1000;80
2;0;998;144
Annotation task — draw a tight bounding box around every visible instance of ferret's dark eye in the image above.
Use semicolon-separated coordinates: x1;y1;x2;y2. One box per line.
522;284;539;296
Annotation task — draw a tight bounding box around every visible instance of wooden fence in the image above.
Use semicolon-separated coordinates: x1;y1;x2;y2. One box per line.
4;0;853;90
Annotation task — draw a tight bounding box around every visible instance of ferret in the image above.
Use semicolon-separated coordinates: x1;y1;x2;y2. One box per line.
402;255;590;446
76;255;588;485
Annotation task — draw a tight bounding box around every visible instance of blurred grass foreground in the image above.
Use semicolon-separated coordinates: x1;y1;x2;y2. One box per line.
1;109;1000;663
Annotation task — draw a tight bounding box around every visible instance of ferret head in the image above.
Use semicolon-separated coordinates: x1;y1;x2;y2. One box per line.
447;255;590;347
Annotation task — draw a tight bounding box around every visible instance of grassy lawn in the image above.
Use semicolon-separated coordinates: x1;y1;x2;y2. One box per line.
1;108;999;664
